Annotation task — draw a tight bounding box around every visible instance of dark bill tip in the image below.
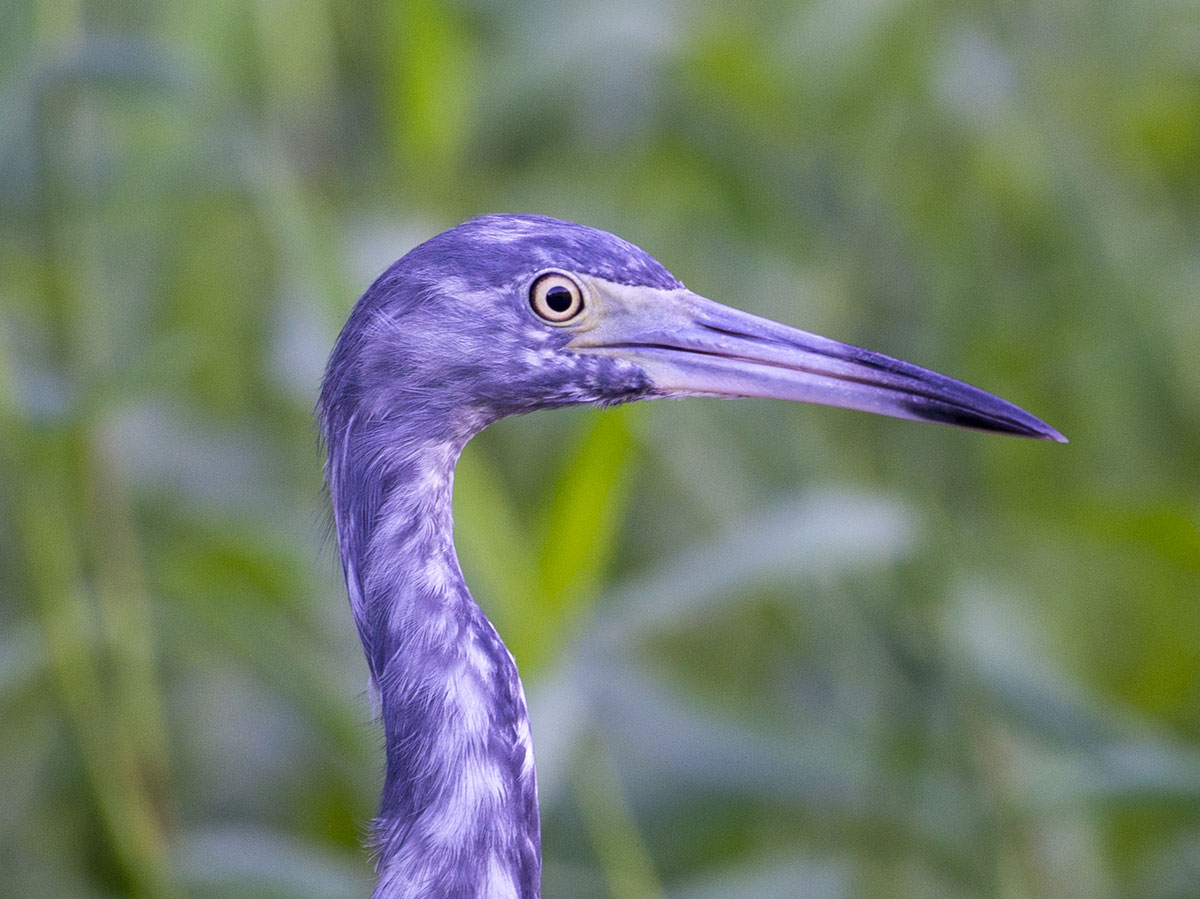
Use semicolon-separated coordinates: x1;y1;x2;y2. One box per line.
898;395;1067;442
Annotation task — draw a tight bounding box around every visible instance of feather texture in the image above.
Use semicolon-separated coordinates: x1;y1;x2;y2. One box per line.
318;215;660;897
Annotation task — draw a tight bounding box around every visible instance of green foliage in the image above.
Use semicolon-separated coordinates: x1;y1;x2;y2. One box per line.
2;1;1198;897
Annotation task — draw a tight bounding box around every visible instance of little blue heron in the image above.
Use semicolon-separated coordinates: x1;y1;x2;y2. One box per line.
318;214;1063;898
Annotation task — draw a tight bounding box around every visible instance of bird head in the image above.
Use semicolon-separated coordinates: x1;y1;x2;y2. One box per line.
321;213;1064;445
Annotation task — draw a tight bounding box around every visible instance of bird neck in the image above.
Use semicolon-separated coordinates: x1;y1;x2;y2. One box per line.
331;424;540;899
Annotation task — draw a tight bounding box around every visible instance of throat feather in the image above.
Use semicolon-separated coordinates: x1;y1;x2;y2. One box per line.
341;438;540;899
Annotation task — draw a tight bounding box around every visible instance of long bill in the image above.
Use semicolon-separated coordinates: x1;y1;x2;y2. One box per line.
568;286;1066;442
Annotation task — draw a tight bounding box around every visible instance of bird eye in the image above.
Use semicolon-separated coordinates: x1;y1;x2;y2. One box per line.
530;272;585;324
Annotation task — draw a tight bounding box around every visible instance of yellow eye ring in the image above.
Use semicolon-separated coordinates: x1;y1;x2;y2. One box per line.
529;271;585;324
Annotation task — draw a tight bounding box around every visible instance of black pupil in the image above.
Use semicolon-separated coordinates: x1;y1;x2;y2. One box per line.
545;285;574;314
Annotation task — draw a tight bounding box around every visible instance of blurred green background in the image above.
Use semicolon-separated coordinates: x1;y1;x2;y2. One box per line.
2;1;1199;897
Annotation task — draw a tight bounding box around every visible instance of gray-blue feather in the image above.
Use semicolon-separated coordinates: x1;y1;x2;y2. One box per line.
318;215;664;898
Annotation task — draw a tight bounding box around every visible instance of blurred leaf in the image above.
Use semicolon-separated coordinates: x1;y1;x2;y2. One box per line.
383;0;476;191
571;734;665;899
177;826;371;898
537;408;636;607
669;854;847;899
532;650;873;815
0;621;48;708
1136;835;1200;899
593;661;870;811
530;407;638;666
459;407;640;674
594;487;917;643
454;442;541;651
951;585;1200;807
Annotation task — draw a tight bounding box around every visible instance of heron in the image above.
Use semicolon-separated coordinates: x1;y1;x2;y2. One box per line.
317;213;1064;898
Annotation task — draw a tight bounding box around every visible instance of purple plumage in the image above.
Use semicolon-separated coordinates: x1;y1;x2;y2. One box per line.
318;213;1062;898
319;216;666;898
